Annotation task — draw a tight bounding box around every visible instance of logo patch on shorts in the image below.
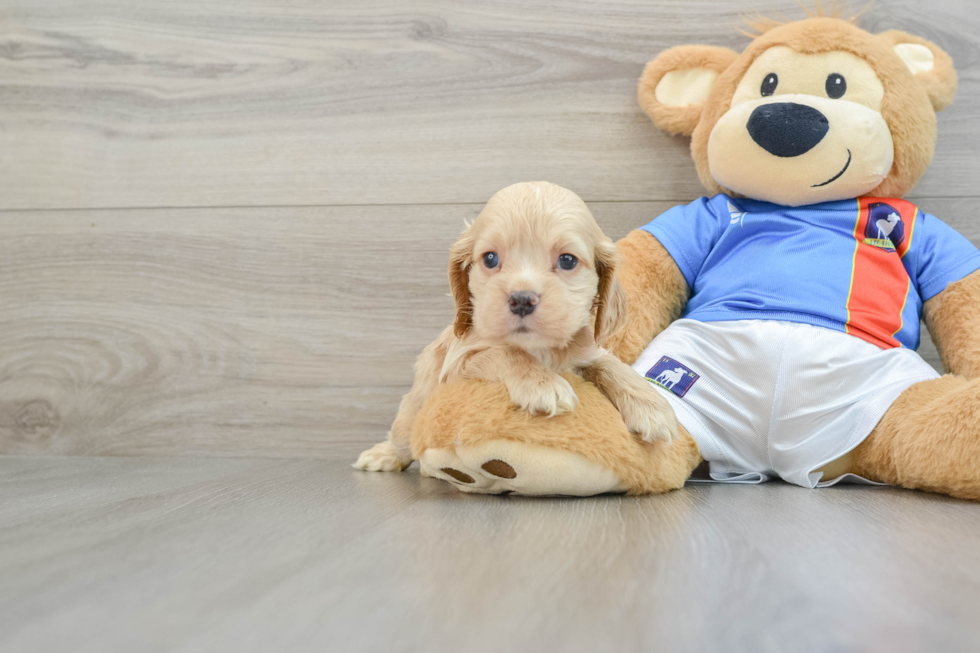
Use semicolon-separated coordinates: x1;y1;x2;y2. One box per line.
645;356;699;397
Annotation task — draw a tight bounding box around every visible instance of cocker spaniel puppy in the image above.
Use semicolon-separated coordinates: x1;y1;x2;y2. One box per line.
354;181;677;473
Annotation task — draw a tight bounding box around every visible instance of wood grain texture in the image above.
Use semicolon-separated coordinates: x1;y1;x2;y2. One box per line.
1;454;979;653
1;199;972;457
0;0;978;209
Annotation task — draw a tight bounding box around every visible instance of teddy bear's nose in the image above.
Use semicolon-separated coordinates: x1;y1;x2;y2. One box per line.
747;102;829;157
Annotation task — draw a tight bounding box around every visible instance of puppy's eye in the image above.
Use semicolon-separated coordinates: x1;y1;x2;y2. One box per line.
482;252;499;269
557;254;578;271
826;73;846;99
761;73;778;97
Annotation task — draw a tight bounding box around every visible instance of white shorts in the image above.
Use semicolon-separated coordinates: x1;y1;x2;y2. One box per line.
631;319;940;488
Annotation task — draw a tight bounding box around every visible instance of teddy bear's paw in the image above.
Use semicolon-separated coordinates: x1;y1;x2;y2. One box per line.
418;439;626;496
620;386;679;444
509;374;579;417
352;438;412;472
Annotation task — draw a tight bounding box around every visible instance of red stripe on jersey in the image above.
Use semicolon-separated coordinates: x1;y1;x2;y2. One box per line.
844;198;917;349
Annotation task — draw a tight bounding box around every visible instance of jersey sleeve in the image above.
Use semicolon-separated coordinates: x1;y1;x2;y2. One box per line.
907;211;980;302
639;196;728;287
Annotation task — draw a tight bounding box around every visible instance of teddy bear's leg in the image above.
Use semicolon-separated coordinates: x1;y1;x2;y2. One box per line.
847;376;980;500
411;375;702;496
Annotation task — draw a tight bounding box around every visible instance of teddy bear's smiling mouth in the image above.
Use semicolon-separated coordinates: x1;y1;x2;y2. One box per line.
811;149;852;187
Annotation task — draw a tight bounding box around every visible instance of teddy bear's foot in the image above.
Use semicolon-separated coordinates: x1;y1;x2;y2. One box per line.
412;376;702;496
850;375;980;500
418;438;627;496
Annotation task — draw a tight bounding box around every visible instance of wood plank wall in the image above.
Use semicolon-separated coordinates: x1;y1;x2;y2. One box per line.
1;1;977;458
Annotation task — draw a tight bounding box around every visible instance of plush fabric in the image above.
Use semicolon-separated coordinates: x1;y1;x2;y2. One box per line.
413;375;702;496
638;45;739;136
924;271;980;380
691;19;955;202
877;30;958;112
601;230;688;365
850;374;980;501
409;16;980;500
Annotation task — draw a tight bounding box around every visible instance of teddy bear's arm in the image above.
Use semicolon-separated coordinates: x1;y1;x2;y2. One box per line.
580;352;678;443
603;230;689;365
456;345;579;418
923;270;980;380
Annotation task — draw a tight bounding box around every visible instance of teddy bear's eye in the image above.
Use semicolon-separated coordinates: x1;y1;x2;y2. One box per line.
761;73;778;97
826;73;847;99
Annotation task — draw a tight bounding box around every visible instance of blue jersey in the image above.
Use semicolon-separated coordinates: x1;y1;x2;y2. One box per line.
642;194;980;350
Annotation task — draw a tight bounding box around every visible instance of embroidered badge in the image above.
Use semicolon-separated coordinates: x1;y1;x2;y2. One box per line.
862;201;905;252
645;356;700;397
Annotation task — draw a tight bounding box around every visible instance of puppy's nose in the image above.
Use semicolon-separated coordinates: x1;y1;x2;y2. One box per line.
508;291;538;317
747;102;829;157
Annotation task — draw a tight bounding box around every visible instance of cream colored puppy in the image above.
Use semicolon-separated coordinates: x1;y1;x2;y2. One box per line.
354;182;677;473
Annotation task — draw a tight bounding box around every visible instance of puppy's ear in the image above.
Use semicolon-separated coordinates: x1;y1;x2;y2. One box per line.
448;232;474;337
878;30;957;112
593;240;628;346
638;45;739;136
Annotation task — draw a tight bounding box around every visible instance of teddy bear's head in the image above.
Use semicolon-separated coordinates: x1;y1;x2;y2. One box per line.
639;17;957;207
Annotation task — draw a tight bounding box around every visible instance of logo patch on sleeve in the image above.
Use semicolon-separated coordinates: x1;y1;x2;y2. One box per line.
645;356;700;397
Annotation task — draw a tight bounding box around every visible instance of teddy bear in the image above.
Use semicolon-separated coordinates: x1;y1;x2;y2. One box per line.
384;15;980;500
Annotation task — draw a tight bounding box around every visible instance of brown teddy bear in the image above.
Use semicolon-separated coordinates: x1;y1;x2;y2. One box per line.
373;16;980;500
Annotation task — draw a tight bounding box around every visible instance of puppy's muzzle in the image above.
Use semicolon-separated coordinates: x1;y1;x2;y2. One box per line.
508;292;539;317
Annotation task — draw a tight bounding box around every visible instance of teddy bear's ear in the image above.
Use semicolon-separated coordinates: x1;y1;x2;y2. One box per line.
638;45;739;136
878;30;957;112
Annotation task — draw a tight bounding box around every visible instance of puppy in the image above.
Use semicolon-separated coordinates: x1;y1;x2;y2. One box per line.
354;181;677;473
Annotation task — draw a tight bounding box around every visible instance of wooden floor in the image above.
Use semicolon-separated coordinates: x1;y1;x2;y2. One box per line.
3;1;980;650
2;452;980;653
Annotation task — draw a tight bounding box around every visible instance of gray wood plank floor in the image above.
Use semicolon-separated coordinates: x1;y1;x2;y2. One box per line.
2;453;979;653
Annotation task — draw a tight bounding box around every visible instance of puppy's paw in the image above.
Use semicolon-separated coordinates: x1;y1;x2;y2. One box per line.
510;374;579;417
621;388;678;444
353;439;412;472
